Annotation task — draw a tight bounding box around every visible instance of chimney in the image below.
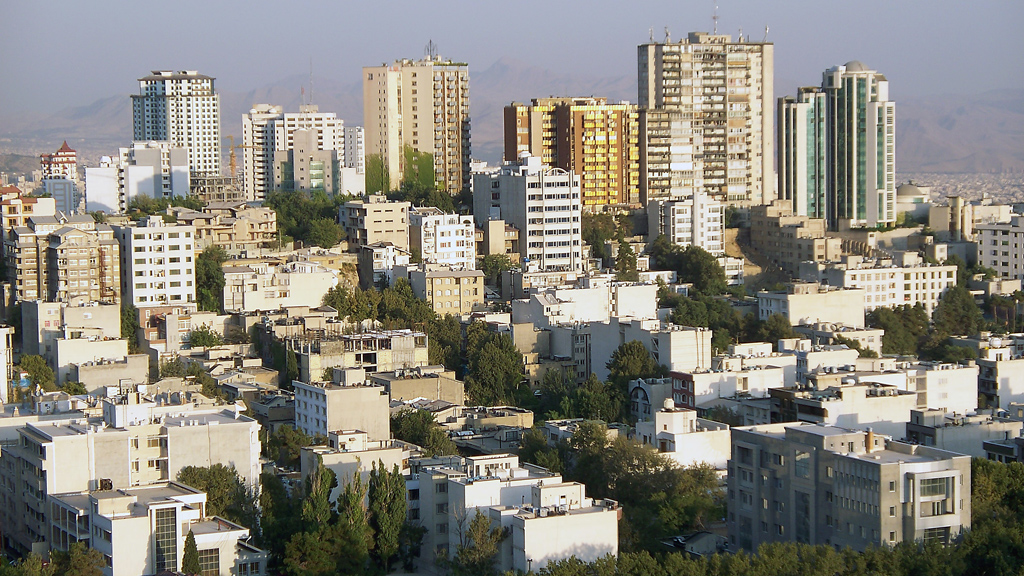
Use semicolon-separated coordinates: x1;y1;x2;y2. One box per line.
865;428;874;453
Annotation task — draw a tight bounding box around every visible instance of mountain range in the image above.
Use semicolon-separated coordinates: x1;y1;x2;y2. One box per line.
2;58;1021;175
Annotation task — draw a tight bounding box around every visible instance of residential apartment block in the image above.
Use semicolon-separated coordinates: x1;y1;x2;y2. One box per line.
342;194;410;252
976;216;1024;280
800;253;957;316
292;380;390;439
113;217;196;308
170;202;277;254
49;482;265;576
728;423;971;552
409;206;475;269
638;32;774;207
285;327;428;384
758;283;867;328
504;97;640;208
0;391;260;555
84;141;190;213
5;214;120;305
132;70;221;176
363;56;470;194
409;267;485;315
749;201;843;274
223;260;338;313
473;155;582;273
39;141;78;180
358;241;411;288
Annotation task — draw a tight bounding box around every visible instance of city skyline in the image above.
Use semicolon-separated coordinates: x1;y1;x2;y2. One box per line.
1;0;1022;118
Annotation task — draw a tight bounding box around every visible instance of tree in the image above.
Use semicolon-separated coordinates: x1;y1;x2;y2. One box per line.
48;542;105;576
428;314;461;371
177;464;256;529
834;334;879;358
188;324;223;348
18;355;55;392
615;238;639;282
582;213;619;263
121;301;140;353
932;285;984;337
160;357;187;378
307;218;343;248
283;528;340;576
744;313;797;349
676;245;727;296
60;381;88;395
301;456;338;528
480;254;514;286
606;340;663;388
196;245;228;313
466;333;524;405
366;154;391;194
369;461;407;571
335;470;372;574
390;409;458;457
264;425;321;468
182;530;201;575
867;304;930;355
518;426;565;473
448;510;505;576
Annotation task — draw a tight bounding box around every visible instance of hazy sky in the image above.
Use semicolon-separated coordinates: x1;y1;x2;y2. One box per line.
2;0;1022;114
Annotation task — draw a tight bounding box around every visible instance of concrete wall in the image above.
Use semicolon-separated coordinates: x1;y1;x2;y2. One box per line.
72;354;150;392
54;339;129;384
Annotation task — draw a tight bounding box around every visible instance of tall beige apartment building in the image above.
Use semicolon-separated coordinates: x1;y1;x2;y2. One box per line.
638;32;773;207
504;97;641;208
363;56;470;195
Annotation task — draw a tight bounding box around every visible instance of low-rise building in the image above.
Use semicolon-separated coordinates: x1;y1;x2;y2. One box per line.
907;409;1022;458
672;366;787;410
292;380;389;440
749;201;843;274
410;206;476;269
49;482;265;576
223;259;338;313
409;267;485;315
794;323;885;357
977;346;1024;409
341;194;409;253
301;430;418;502
286;327;429;383
358;241;411;289
758;283;867;328
635;400;731;469
800;253;957;316
170;202;277;254
368;366;465;405
770;381;917;439
728;423;971;552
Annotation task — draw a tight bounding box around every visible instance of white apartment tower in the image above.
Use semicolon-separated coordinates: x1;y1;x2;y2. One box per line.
638;32;774;207
473;155;582;273
241;104;346;201
344;125;366;173
132;70;221;177
85;141;190;213
114;217;196;308
363;55;470;195
409;206;476;269
647;192;724;255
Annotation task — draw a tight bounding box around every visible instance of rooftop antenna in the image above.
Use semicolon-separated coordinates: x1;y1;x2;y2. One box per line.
425;39;438;60
763;25;770;42
308;57;314;107
664;27;671;43
738;27;743;42
713;3;719;34
649;27;654;42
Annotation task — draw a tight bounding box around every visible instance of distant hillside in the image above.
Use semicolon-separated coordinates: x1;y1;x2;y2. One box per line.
2;63;1021;174
0;153;39;176
897;89;1024;173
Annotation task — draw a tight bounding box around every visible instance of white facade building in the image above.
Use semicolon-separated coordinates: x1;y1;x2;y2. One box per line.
409;207;476;269
635;401;731;469
223;260;339;313
977;216;1024;280
85;141;190;213
802;254;957;316
114;218;196;308
344;126;365;172
647;193;723;255
132;71;221;176
474;155;582;272
292;381;390;440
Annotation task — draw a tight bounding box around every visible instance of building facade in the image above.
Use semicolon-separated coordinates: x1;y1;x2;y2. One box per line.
728;423;970;552
409;206;475;269
473;155;582;273
504;97;640;208
778;88;828;219
85;141;190;213
363;56;470;194
39;141;78;180
114;218;196;308
638;32;774;207
132;70;221;177
341;195;410;252
976;216;1024;280
647;192;724;255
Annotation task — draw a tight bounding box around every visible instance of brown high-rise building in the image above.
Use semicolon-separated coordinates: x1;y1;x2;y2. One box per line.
504;97;640;209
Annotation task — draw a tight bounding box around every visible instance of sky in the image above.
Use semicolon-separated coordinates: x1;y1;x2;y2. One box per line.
1;0;1022;115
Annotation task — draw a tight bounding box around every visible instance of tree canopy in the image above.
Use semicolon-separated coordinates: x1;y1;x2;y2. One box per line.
195;245;227;313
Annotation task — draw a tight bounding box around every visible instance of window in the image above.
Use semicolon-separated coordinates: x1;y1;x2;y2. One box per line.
794;451;810;478
154;508;177;571
889;481;896;492
198;549;219;576
436;503;448;514
920;477;948;497
889;506;896;517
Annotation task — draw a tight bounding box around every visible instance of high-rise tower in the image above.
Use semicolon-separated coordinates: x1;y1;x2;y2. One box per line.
132;70;221;177
363;55;470;195
638;32;774;207
778;62;896;229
